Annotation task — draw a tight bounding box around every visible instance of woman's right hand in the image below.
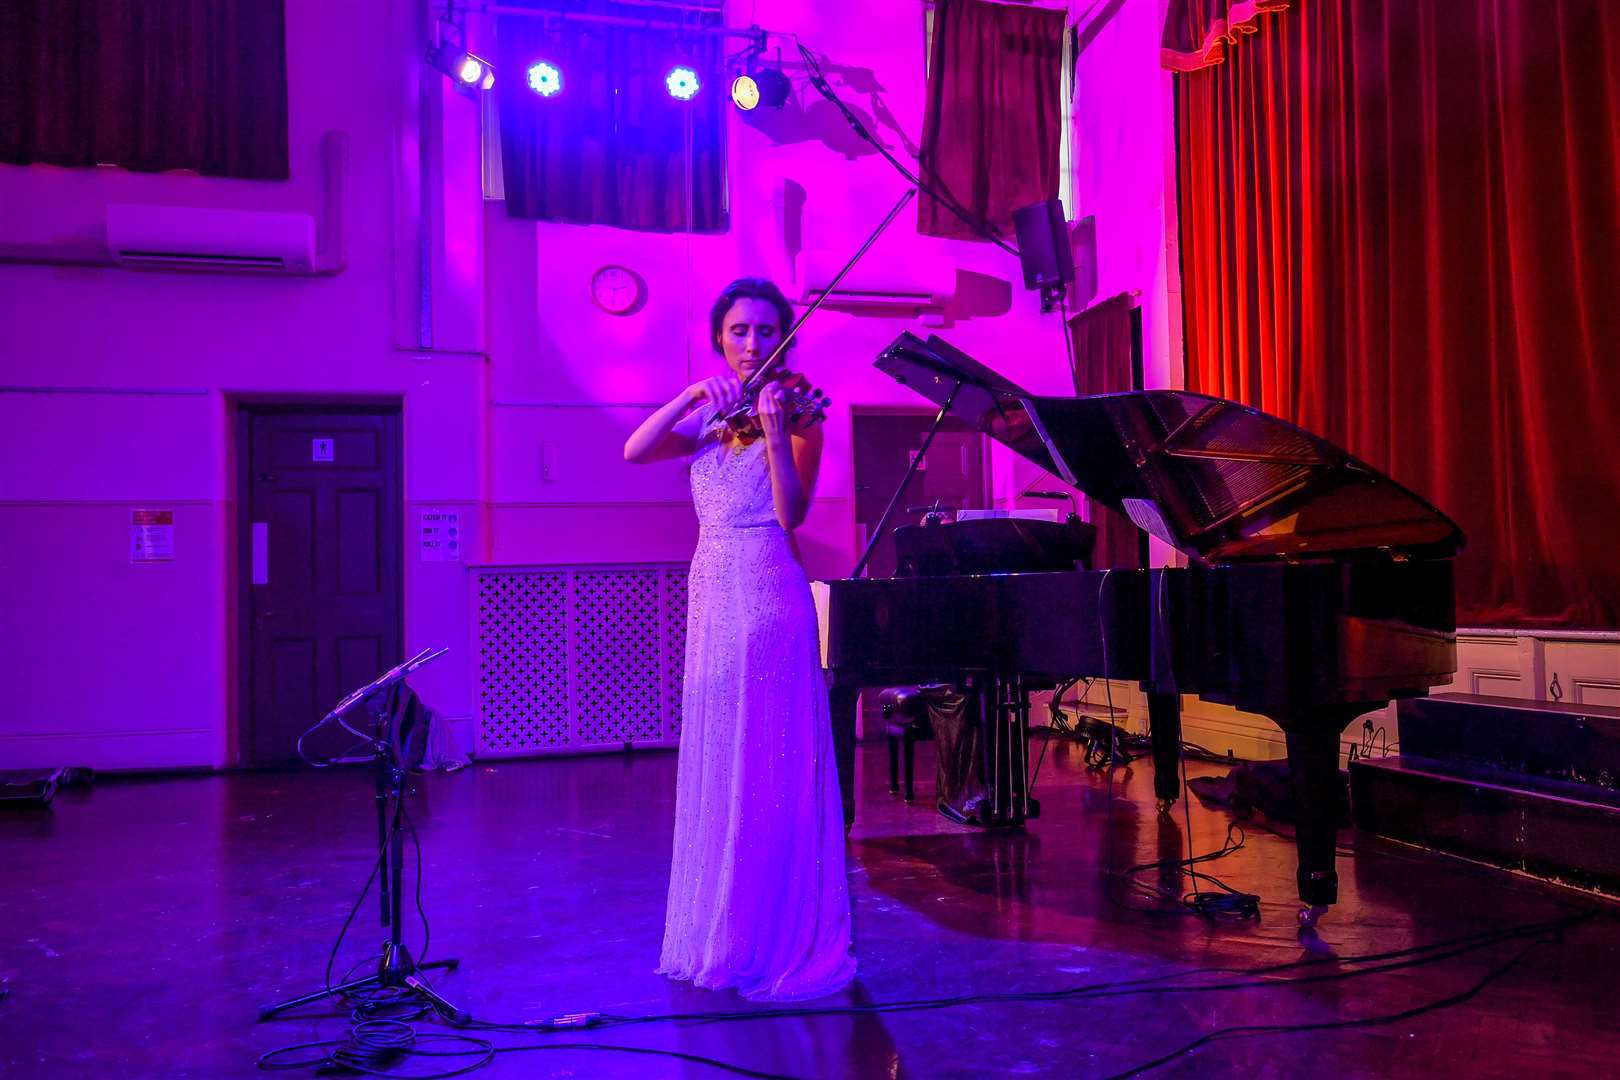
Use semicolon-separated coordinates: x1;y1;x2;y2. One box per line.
687;375;744;417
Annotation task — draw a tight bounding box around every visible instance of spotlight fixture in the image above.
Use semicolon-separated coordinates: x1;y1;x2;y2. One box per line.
426;40;495;92
666;65;701;101
527;60;562;97
731;64;789;111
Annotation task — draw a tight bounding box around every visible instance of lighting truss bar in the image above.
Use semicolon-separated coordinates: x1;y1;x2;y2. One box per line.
442;2;779;49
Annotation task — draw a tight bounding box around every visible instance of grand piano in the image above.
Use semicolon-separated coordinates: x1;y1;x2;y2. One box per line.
822;332;1465;921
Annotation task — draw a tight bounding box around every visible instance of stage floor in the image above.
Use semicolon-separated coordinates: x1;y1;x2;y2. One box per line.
2;739;1617;1079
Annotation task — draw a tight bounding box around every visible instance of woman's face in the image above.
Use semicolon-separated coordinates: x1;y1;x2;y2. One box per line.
716;298;783;381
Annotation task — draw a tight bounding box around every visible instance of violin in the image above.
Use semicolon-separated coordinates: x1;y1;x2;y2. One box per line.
721;372;831;445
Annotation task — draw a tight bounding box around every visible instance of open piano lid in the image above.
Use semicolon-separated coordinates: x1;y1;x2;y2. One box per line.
876;332;1465;564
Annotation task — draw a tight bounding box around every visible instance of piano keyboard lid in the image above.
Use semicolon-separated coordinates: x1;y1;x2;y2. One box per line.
875;332;1466;565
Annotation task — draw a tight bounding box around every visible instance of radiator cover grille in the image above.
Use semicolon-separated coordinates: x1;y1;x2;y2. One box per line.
474;563;689;756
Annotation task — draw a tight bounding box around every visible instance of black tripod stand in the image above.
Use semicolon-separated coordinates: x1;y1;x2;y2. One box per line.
259;648;469;1024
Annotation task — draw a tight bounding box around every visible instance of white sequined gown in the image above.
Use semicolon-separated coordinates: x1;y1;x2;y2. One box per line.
657;412;856;1001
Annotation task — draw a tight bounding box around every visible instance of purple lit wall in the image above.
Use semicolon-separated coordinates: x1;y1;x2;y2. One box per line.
0;0;1180;771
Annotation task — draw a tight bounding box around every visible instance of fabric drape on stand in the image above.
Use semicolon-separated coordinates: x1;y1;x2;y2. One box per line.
1176;0;1620;626
1160;0;1289;72
918;0;1067;241
1067;292;1144;570
496;4;727;232
0;0;289;179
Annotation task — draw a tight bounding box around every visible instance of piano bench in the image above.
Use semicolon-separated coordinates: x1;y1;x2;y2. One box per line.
878;685;935;802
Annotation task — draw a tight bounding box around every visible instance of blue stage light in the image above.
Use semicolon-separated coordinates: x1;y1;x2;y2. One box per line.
666;66;701;101
527;60;562;97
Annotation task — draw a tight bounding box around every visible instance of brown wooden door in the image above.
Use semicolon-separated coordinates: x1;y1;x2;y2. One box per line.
242;407;402;765
852;411;989;580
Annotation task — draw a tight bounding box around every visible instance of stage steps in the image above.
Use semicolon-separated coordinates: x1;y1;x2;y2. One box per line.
1349;693;1620;895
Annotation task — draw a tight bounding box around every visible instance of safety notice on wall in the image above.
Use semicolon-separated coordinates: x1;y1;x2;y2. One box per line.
419;509;462;562
130;509;174;562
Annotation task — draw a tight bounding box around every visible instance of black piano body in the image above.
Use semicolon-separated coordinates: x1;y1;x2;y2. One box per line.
822;332;1464;917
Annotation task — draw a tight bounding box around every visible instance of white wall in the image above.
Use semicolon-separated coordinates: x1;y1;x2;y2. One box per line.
0;0;487;769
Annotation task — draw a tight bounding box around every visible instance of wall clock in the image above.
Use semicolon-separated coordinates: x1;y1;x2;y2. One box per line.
590;265;643;316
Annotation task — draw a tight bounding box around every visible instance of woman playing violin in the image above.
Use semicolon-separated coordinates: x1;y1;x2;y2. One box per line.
623;277;854;1001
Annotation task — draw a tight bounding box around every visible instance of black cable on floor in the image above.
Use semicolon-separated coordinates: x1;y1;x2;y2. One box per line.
1175;749;1261;919
259;1027;796;1080
467;908;1598;1034
1102;932;1553;1079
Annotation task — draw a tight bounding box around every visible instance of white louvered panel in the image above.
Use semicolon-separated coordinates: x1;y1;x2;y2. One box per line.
476;571;570;753
474;563;688;757
574;569;663;747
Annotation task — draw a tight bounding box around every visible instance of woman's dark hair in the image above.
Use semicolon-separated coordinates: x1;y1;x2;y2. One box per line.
709;278;795;356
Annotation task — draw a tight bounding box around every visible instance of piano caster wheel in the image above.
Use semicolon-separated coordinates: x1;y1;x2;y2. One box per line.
1155;798;1175;816
1297;904;1329;929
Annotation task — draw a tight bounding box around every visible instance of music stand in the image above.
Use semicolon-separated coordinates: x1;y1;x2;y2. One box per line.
258;647;469;1024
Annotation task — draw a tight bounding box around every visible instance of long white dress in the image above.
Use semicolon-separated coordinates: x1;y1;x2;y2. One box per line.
657;411;856;1001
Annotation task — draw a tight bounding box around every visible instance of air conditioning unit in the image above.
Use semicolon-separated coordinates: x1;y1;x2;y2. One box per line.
106;203;318;274
799;251;955;314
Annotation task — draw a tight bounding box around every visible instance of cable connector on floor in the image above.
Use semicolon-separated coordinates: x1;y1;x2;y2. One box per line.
526;1011;603;1030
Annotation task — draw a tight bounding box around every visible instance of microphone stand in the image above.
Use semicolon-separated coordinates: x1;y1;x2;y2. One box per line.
258;648;468;1024
851;377;965;579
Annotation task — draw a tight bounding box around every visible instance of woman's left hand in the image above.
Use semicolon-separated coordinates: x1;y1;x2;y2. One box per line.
756;383;789;440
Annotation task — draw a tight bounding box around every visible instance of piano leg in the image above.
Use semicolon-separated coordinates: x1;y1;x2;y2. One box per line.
1014;681;1038;821
1283;723;1345;924
1146;691;1184;814
830;684;859;831
974;677;999;826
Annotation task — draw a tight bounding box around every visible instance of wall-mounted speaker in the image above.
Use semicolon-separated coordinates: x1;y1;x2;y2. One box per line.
1012;198;1074;291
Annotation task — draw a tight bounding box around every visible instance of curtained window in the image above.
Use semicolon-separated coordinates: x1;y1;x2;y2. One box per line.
0;0;290;180
1174;0;1620;627
918;0;1069;241
1067;292;1146;570
493;3;727;233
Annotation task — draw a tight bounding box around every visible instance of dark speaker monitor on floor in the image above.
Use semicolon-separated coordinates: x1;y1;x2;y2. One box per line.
1012;198;1075;291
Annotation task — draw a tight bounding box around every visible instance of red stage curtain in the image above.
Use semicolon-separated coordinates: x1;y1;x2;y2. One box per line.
1176;0;1620;627
496;5;727;233
0;0;289;179
919;0;1067;241
1160;0;1289;72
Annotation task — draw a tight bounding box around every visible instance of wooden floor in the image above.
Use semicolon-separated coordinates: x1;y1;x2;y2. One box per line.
2;738;1618;1079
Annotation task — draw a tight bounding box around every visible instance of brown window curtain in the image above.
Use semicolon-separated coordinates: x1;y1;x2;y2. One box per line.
496;5;727;233
1067;292;1144;570
1160;0;1289;72
0;0;289;179
1175;0;1620;627
918;0;1067;241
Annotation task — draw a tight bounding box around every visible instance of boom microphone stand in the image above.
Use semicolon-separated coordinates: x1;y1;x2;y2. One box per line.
258;647;469;1024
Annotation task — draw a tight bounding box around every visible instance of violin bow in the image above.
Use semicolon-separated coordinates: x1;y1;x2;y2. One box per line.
732;187;918;401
